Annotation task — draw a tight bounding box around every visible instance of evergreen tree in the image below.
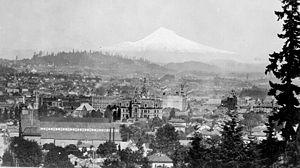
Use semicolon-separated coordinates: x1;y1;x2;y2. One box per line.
9;137;42;167
97;141;117;157
2;150;15;167
102;154;124;168
257;116;286;167
265;0;300;143
64;144;83;158
188;133;205;167
149;117;164;131
14;104;21;120
104;105;113;121
218;113;247;167
118;147;145;168
188;133;220;168
151;124;180;156
44;146;74;168
172;145;189;168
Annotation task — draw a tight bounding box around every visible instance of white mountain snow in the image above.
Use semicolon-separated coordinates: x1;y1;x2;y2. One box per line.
101;27;237;63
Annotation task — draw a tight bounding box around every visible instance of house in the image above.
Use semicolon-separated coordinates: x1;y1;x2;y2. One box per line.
72;103;95;117
148;153;173;168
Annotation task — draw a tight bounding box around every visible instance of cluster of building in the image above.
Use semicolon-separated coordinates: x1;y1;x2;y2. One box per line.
1;70;289;168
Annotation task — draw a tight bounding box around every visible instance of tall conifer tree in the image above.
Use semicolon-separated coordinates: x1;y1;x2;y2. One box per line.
219;113;246;167
266;0;300;142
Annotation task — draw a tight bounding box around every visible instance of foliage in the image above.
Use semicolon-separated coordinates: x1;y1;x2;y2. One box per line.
47;106;68;117
118;147;145;168
221;93;237;111
104;105;114;121
257;116;286;167
188;133;220;168
43;143;57;151
239;86;268;101
120;124;131;141
102;154;124;168
103;147;149;168
9;137;42;167
64;144;83;158
14;105;21;120
169;108;176;119
44;146;74;168
150;124;180;156
264;0;300;165
172;145;189;168
149;117;164;130
2;150;15;167
188;113;259;168
97;141;117;157
241;112;263;134
265;0;300;142
90;110;102;118
119;124;153;145
218;113;245;165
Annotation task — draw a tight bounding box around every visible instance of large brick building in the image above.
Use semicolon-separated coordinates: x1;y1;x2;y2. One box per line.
21;106;122;147
118;97;163;120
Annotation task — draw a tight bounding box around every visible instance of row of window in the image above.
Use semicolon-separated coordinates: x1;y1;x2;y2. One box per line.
141;109;161;113
143;114;160;118
40;127;119;132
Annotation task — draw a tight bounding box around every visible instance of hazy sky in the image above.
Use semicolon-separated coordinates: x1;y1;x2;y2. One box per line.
0;0;283;61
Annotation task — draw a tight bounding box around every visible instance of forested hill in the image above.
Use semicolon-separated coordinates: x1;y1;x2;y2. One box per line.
22;51;170;77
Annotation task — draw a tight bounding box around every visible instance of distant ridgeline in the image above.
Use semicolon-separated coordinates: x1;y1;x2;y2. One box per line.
27;51;169;77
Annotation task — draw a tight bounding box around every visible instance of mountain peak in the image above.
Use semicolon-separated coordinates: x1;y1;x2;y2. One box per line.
147;27;176;38
101;27;236;63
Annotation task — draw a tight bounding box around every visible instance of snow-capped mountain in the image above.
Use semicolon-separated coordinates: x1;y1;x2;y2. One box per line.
101;27;237;63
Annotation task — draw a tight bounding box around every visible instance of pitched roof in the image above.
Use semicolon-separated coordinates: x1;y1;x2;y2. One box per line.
75;103;95;111
148;153;173;163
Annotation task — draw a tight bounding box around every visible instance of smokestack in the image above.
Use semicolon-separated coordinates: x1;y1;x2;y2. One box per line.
109;128;111;142
113;127;115;142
